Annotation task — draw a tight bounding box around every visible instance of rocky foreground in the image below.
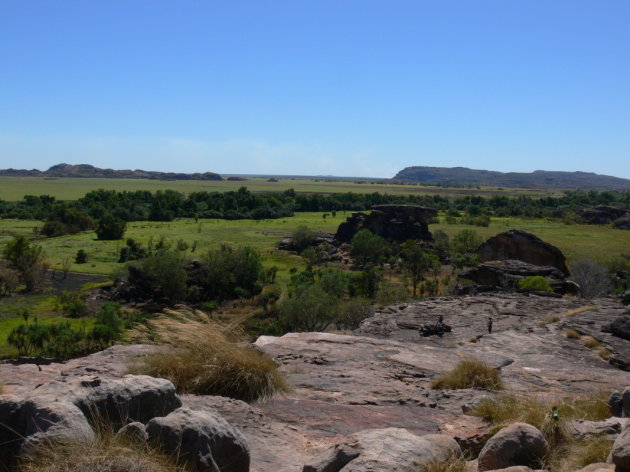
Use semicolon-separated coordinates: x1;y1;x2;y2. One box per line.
2;293;630;471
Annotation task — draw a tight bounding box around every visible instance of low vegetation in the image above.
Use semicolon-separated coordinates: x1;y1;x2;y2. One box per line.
130;308;287;402
518;275;552;292
423;453;468;472
16;425;186;472
430;359;503;390
471;392;610;470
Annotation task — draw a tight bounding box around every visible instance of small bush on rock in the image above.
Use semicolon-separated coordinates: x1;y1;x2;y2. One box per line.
518;275;552;292
131;307;286;401
430;359;503;390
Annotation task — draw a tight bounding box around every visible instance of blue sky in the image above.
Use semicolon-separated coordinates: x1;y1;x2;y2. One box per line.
1;1;629;178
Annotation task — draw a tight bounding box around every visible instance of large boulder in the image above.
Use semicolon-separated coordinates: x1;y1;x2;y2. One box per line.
611;426;630;471
302;428;461;472
146;407;250;472
611;315;630;341
477;423;548;471
624;386;630;418
0;394;94;465
476;230;570;275
30;374;182;428
334;204;437;243
459;260;578;295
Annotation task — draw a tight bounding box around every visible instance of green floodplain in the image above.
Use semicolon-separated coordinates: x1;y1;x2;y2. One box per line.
0;176;562;201
1;177;629;358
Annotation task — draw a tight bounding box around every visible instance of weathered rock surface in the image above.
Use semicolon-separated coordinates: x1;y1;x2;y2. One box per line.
609;390;623;417
459;259;578;295
3;294;630;472
476;229;570;275
146;407;250;472
477;423;548;471
115;421;148;443
611;314;630;341
615;214;630;230
302;428;461;472
334;204;437;243
611;426;630;470
567;417;629;440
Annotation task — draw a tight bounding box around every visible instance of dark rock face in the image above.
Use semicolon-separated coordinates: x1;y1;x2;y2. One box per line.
615;214;630;230
459;260;579;295
476;229;570;275
612;427;630;470
334;204;437;243
146;407;250;472
578;206;629;224
610;314;630;341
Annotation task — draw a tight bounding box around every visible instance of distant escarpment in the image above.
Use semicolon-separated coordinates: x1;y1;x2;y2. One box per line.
394;166;630;190
0;163;223;181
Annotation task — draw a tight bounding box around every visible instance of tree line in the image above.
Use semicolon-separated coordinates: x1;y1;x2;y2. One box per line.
0;187;629;238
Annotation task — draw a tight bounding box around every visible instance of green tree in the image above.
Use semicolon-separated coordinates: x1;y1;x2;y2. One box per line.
291;225;317;253
401;241;440;297
452;229;483;256
279;284;339;332
95;214;126;240
350;229;391;268
2;235;46;291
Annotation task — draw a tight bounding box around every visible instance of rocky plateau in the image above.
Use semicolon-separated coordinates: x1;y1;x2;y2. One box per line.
2;293;630;471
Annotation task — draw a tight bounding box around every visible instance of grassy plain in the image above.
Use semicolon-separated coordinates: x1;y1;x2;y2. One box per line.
0;176;562;201
1;213;629;280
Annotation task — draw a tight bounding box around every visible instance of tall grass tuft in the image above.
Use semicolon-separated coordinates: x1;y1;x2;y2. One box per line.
130;307;287;402
17;420;186;472
430;359;503;390
471;391;611;470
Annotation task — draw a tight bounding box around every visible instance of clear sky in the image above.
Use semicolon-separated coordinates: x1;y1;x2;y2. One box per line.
1;1;629;178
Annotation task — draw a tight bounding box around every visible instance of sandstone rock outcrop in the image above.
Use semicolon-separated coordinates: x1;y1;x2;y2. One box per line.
302;428;461;472
578;206;629;224
459;260;578;295
477;423;548;471
476;229;570;275
146;407;250;472
611;314;630;341
611;426;630;471
334;204;437;243
615;214;630;230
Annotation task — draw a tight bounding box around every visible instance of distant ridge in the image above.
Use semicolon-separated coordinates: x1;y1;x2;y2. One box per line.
0;163;223;181
394;166;630;190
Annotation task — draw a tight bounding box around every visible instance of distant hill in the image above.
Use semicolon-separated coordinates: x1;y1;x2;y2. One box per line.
393;166;630;190
0;163;223;181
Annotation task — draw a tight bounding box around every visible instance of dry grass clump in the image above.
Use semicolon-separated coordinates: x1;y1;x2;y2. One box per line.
551;437;613;471
598;347;612;360
471;391;611;470
130;307;287;402
17;429;186;472
539;316;561;326
581;335;600;349
564;306;598;317
430;359;503;390
564;328;580;339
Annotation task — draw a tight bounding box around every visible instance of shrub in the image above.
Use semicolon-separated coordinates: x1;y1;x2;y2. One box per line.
291;225;317;252
2;235;46;291
0;265;20;296
279;284;339;332
95;214;126;240
570;258;611;298
131;308;286;401
350;229;391;268
336;297;372;330
55;291;90;318
452;229;482;256
74;249;88;264
518;275;552;292
430;359;503;390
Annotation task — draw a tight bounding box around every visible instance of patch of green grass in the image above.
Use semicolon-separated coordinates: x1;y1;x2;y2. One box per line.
430;359;503;390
